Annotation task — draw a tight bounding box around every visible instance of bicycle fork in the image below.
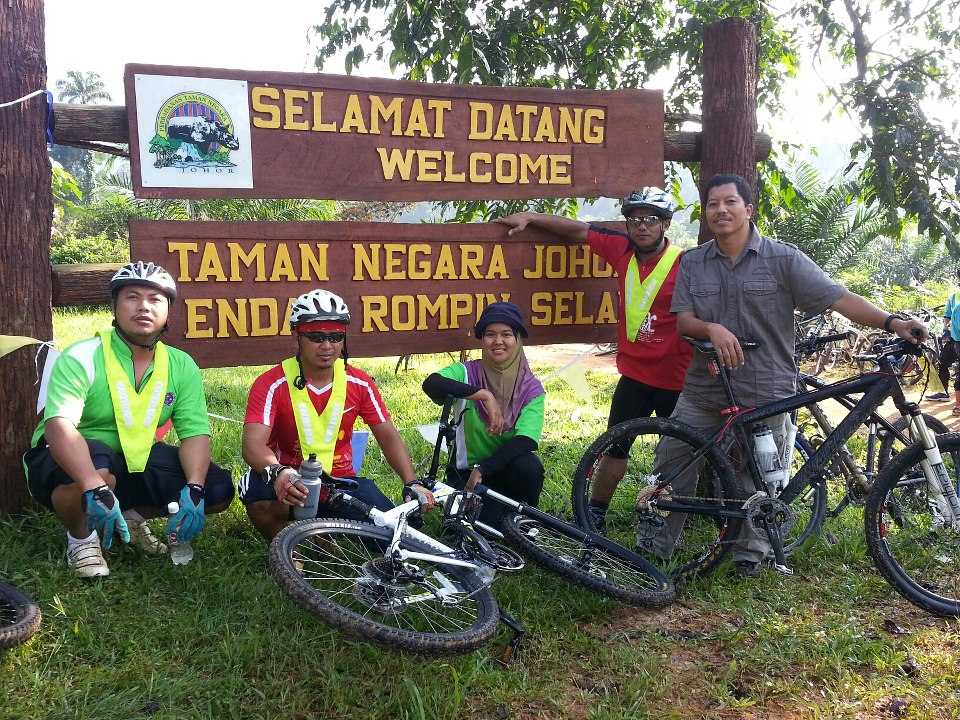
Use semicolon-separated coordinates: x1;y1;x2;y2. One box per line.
907;408;960;527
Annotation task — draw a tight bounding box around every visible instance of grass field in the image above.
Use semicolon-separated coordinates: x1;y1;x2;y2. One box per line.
1;309;958;719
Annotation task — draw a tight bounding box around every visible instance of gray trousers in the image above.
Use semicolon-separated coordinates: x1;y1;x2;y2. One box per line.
641;392;787;564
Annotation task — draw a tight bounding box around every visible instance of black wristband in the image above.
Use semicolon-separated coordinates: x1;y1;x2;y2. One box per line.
263;464;290;485
883;314;902;332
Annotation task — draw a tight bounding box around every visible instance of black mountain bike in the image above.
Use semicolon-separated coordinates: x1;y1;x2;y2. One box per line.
269;397;675;657
0;582;41;651
571;336;960;616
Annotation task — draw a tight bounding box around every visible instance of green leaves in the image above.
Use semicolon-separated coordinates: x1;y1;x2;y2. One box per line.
308;0;960;250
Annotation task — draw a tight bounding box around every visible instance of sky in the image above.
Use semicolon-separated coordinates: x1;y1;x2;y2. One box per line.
43;0;851;142
43;1;340;104
41;0;856;217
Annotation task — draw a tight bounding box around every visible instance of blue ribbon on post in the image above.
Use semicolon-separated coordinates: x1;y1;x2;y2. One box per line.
44;90;54;146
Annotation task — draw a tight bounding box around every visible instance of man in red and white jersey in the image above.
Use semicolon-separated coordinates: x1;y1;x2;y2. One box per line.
238;289;433;540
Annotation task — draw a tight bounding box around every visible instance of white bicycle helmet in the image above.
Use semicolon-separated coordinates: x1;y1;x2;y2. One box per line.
110;261;177;302
621;187;675;219
289;289;351;327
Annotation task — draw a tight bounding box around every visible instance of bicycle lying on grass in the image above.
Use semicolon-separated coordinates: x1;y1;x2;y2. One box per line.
571;335;960;616
268;397;675;657
0;582;41;651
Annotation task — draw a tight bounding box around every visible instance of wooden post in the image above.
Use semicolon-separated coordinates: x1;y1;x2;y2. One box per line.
0;0;53;514
698;18;758;244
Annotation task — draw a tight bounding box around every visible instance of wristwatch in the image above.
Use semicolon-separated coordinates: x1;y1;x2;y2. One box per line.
883;313;905;332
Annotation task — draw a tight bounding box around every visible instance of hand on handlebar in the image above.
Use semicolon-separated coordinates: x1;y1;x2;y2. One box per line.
893;317;928;344
706;323;745;369
402;482;436;513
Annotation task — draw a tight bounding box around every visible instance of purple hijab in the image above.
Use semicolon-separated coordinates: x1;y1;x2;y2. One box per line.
465;345;544;432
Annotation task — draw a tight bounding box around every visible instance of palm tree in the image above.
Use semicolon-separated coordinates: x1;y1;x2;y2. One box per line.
73;156;337;239
54;70;112;104
764;160;891;277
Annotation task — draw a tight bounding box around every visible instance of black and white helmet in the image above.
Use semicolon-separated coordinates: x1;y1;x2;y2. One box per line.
289;289;351;327
110;261;177;302
621;187;675;219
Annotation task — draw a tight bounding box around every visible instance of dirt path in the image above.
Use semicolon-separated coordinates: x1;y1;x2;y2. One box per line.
525;342;619;374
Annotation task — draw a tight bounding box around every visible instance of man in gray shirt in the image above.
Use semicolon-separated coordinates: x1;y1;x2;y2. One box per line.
645;173;926;577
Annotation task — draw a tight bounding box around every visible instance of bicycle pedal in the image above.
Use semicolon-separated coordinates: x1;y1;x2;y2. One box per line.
772;562;794;576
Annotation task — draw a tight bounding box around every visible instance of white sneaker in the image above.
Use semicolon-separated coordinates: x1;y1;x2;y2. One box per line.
67;537;110;578
127;520;168;555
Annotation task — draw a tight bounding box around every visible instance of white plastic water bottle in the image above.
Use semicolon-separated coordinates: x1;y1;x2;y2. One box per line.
166;501;194;566
292;453;324;520
752;424;784;492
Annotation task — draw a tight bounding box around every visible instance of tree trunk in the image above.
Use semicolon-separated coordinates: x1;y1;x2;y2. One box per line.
698;18;758;244
0;0;53;514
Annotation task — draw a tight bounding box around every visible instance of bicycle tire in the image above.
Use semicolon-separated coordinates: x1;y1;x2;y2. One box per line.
571;417;746;583
783;433;828;554
0;582;41;651
877;414;950;470
865;433;960;616
268;519;500;656
499;513;675;607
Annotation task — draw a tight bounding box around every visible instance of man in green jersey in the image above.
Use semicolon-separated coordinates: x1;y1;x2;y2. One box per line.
23;262;234;578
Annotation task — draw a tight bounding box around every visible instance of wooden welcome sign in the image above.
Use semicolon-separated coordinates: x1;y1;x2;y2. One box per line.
124;64;664;201
130;220;620;368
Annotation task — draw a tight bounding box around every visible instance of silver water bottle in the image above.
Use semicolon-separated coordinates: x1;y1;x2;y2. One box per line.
292;453;324;520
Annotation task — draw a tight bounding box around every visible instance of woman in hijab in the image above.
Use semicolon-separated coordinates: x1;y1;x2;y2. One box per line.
421;302;546;528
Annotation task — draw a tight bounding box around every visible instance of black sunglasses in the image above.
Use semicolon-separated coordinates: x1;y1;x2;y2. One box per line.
299;331;346;344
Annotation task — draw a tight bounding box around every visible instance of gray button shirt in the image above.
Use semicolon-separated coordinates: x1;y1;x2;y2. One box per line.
671;223;845;410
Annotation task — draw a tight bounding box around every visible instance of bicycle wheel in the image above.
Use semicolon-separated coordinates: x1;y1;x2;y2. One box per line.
499;513;675;607
0;582;41;651
572;417;745;582
268;519;499;655
782;433;828;554
878;414;950;470
865;433;960;616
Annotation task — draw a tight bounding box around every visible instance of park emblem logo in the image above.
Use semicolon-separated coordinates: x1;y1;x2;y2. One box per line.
148;92;240;170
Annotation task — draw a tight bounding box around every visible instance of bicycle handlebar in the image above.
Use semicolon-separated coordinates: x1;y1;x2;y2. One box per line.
857;336;928;362
683;336;761;354
795;331;850;359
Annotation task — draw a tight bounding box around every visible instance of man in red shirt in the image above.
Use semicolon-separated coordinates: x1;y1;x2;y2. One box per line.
238;289;434;540
497;188;691;529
